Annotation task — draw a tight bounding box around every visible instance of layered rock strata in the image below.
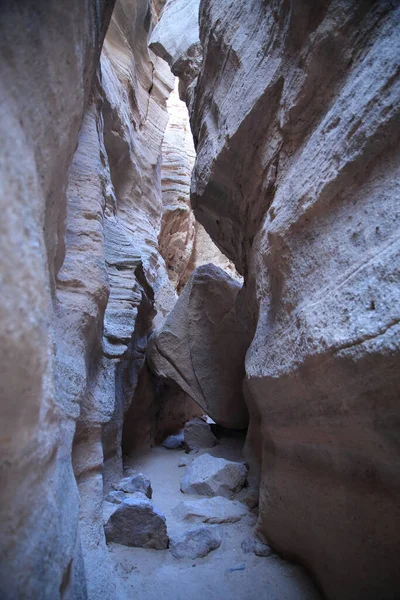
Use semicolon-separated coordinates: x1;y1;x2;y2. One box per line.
151;1;400;598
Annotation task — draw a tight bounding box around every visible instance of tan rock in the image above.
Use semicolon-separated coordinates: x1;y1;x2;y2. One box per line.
148;264;252;429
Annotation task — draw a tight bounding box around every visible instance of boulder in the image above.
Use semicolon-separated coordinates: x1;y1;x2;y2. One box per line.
104;496;168;549
148;264;252;429
172;497;248;524
180;453;247;499
241;537;272;558
169;525;221;559
184;417;218;453
114;473;152;499
162;431;185;449
105;490;126;505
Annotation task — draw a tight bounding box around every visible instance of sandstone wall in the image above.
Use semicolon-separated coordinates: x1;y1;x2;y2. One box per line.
151;1;400;598
0;0;179;597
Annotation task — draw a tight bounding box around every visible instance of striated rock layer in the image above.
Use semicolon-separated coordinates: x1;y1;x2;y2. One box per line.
152;1;400;599
0;0;183;597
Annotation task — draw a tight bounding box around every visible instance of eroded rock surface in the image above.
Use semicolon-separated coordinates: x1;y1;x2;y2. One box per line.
152;1;400;598
148;264;252;428
169;525;221;560
105;495;169;549
184;417;218;453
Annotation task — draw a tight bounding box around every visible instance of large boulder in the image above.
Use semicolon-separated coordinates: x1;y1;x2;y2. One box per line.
147;264;252;429
184;417;218;453
180;453;247;499
173;496;248;524
169;525;221;560
104;495;168;549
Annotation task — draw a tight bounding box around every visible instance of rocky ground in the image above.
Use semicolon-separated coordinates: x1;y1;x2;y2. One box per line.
106;433;321;600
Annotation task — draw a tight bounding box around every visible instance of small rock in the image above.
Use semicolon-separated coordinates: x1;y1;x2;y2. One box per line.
105;490;126;505
114;473;152;498
180;453;247;499
184;417;218;453
169;525;222;559
172;496;248;524
241;537;272;557
235;486;259;509
104;495;168;549
162;431;184;449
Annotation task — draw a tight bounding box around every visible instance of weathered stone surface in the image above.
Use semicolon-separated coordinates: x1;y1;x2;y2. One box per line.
169;525;221;559
114;473;152;498
180;453;247;499
162;431;185;449
173;496;248;524
105;490;126;505
241;538;272;558
104;495;168;549
184;417;218;453
148;264;252;429
152;1;400;598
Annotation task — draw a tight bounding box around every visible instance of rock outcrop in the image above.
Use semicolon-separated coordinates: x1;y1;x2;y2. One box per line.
148;264;251;428
152;1;400;599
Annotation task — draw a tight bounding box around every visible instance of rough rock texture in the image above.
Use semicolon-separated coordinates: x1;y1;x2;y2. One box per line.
152;1;400;599
150;0;202;105
241;537;272;558
114;473;153;498
0;0;180;597
169;525;222;560
180;453;247;499
184;417;218;453
159;79;241;293
148;264;252;428
104;495;169;549
0;2;115;599
173;496;248;524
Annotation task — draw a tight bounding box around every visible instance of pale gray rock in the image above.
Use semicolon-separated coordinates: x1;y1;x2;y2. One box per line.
114;473;152;499
104;496;168;549
241;538;272;558
162;431;185;449
173;497;248;524
184;417;218;453
148;264;252;429
235;487;259;510
180;453;247;499
105;490;126;505
169;525;221;560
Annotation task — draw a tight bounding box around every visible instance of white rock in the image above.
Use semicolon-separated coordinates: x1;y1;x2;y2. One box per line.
180;453;247;498
169;525;221;559
172;496;248;524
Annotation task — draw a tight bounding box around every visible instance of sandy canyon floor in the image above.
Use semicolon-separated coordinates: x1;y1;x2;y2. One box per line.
107;435;321;600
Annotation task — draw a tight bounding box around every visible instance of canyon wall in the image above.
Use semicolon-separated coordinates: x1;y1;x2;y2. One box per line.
0;0;182;597
151;1;400;599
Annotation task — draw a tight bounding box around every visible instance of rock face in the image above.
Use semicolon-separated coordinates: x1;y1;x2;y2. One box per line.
114;473;153;498
184;417;218;452
148;264;251;428
152;1;400;599
104;495;169;549
180;453;247;499
169;525;221;560
173;497;248;524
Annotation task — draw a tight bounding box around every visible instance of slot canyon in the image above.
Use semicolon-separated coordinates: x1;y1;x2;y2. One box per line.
0;1;399;599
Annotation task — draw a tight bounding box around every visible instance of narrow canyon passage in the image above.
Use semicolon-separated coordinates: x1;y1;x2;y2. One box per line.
0;1;399;600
